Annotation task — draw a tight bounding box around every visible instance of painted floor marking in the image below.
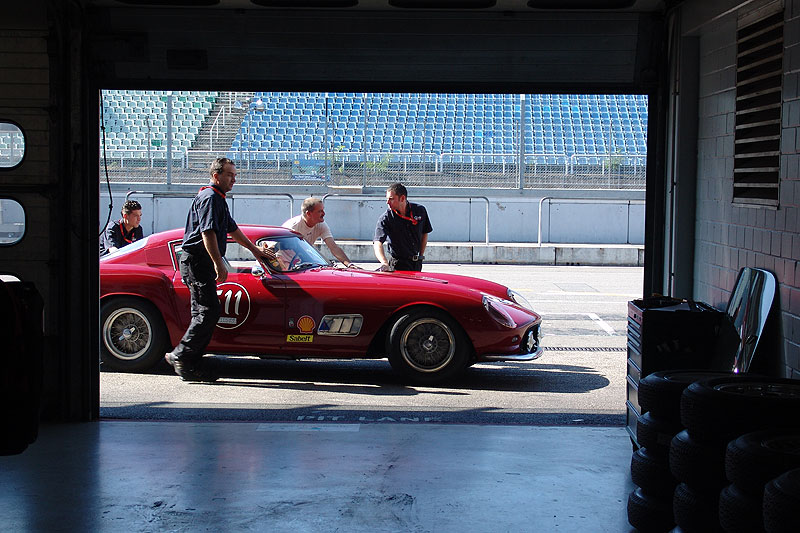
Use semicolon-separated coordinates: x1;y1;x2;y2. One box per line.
587;313;616;335
257;423;360;432
545;312;617;336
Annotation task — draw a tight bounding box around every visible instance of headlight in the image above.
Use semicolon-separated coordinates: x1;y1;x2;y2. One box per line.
483;295;516;328
507;289;534;311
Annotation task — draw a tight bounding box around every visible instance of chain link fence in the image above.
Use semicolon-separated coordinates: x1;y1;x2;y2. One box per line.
100;91;647;190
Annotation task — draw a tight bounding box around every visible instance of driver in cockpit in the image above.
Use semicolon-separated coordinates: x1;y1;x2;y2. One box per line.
261;240;298;271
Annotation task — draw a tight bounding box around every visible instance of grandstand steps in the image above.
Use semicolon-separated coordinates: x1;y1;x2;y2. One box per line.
192;92;253;157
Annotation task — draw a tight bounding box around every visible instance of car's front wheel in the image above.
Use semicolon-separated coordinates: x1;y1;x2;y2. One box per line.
101;297;168;372
388;308;470;384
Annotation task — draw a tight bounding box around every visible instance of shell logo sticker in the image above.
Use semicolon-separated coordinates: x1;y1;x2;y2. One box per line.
297;315;316;333
215;283;251;330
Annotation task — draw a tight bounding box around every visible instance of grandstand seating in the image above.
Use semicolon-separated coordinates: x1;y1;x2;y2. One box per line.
99;90;648;165
100;90;218;156
230;92;647;164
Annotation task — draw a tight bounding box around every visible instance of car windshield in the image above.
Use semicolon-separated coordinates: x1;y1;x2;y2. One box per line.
101;236;149;260
256;235;329;273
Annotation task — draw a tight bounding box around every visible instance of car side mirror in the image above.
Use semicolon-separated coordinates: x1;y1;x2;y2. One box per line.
251;264;264;277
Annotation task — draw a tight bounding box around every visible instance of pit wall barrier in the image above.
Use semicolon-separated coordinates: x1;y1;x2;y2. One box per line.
100;188;645;253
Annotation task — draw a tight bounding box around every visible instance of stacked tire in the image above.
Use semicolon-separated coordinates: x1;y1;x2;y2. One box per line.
720;430;800;532
763;467;800;532
671;376;800;532
627;371;731;532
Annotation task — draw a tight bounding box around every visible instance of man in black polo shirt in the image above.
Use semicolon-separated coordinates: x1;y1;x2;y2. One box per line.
165;157;275;382
100;200;144;256
373;183;433;272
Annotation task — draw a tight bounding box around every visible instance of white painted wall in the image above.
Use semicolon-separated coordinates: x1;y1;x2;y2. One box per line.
100;190;645;244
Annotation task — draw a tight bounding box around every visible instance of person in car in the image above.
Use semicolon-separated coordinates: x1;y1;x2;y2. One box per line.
282;197;359;268
165;157;275;382
100;199;144;256
373;183;432;272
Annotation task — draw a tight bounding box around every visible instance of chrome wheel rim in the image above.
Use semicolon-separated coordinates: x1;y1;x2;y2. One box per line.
103;307;152;361
400;318;455;373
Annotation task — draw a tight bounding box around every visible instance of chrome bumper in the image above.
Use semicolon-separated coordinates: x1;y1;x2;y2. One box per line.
482;345;544;362
481;323;542;362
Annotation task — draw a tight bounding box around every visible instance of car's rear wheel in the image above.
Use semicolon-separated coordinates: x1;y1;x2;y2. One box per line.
101;297;168;372
388;308;469;384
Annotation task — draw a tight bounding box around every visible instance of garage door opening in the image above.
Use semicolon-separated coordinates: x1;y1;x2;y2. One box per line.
98;89;646;425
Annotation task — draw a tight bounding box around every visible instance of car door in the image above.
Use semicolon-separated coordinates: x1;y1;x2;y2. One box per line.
170;241;287;355
280;268;376;357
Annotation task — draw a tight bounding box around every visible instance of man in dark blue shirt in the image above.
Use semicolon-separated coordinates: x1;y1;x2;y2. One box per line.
100;200;144;256
373;183;433;272
165;157;275;382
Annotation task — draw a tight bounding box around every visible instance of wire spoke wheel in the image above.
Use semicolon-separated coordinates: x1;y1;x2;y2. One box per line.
389;309;470;383
400;318;456;373
101;297;167;372
104;307;152;360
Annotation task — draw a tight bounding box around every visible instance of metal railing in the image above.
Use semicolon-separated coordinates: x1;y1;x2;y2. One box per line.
537;196;645;245
100;148;646;190
120;190;296;231
208;106;226;152
100;148;187;167
99;148;646;190
323;193;491;245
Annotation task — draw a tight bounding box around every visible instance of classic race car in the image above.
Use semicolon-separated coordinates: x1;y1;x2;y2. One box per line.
100;225;542;383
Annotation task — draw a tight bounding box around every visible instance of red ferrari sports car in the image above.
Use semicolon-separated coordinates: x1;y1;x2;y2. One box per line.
100;225;542;383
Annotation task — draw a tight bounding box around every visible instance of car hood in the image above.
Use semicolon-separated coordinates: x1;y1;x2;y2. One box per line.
297;267;513;300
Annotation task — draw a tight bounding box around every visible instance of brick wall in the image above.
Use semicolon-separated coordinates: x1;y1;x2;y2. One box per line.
692;1;800;377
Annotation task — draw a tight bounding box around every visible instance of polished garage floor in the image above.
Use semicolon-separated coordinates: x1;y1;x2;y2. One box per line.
1;421;635;532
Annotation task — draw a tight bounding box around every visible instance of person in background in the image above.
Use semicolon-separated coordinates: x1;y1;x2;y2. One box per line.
165;157;275;382
373;183;432;272
282;197;359;268
100;199;144;256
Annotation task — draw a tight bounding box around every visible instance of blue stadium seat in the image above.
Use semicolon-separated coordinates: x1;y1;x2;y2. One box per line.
163;91;654;161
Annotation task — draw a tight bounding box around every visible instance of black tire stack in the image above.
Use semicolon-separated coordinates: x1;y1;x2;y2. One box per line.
672;376;800;532
763;467;800;532
720;430;800;532
670;428;727;532
627;370;731;532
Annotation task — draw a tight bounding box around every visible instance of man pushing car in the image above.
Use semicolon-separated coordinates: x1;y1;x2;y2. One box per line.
165;157;275;382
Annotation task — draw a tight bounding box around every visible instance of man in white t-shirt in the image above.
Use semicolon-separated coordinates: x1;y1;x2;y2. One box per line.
282;197;359;268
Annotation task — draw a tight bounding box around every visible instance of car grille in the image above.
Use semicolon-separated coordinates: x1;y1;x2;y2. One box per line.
522;324;540;354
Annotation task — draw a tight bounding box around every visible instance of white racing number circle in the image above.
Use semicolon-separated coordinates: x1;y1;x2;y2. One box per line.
215;282;251;330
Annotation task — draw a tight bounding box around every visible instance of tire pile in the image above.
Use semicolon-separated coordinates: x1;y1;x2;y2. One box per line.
627;372;800;532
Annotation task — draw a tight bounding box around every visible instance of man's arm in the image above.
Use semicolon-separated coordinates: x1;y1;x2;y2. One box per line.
373;240;390;270
103;225;123;254
420;233;429;255
229;228;276;261
201;230;227;283
323;237;354;267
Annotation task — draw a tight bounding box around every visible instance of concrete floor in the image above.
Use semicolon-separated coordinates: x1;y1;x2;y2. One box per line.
1;421;636;532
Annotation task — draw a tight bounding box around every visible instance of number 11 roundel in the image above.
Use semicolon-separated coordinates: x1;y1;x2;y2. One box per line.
215;282;251;330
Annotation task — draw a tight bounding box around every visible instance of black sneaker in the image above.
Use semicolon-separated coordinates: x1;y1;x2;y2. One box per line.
165;352;218;383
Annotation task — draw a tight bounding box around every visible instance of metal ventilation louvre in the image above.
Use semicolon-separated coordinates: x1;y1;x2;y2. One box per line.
733;10;784;207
